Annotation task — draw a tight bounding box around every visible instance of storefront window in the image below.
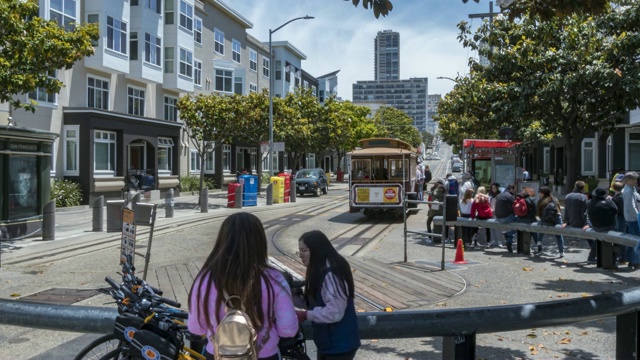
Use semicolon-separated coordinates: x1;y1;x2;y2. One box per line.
8;156;38;220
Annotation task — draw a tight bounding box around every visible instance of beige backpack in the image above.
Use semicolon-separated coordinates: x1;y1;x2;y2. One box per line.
212;295;257;360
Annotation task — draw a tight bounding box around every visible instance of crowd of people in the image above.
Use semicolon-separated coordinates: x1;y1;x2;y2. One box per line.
423;169;640;270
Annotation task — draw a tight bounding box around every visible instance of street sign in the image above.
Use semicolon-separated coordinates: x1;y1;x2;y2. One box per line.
260;142;285;152
120;208;136;267
274;142;285;152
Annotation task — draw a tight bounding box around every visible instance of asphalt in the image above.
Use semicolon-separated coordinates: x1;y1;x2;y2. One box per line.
2;181;640;359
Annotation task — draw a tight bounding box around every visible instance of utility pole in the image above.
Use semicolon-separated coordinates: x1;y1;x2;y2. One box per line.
468;1;496;65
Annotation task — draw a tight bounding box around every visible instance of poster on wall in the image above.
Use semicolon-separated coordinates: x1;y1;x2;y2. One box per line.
120;208;136;267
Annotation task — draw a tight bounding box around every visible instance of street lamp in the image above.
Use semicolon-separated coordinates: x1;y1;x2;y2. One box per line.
436;76;458;83
268;15;314;177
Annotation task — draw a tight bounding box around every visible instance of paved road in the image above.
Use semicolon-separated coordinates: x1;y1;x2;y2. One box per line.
2;176;640;359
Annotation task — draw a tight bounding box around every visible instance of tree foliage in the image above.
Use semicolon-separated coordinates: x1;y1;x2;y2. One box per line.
0;0;98;111
373;106;422;148
497;0;611;21
349;0;393;19
439;0;640;188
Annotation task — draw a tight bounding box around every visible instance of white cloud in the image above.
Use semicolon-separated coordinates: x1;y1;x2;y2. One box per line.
230;0;491;100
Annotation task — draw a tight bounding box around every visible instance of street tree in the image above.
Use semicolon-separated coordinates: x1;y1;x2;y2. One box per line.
232;90;269;181
323;98;375;171
177;93;239;191
440;1;640;188
1;0;99;112
279;87;321;170
494;0;610;21
348;0;393;19
374;106;422;148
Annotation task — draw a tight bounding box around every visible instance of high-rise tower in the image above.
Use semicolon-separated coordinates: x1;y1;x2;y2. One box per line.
374;30;400;81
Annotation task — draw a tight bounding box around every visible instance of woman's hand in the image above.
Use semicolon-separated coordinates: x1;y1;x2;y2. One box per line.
295;310;307;323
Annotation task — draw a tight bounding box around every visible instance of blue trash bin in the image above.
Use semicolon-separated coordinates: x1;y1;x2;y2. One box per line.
239;175;258;206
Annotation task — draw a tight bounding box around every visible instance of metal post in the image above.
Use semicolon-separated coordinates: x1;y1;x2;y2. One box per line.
443;333;476;360
266;183;273;206
441;194;447;271
200;187;208;213
131;191;141;212
268;30;274;179
403;193;408;262
290;180;297;202
165;189;174;218
616;311;639;359
92;196;104;232
42;200;56;241
235;184;243;209
142;204;157;281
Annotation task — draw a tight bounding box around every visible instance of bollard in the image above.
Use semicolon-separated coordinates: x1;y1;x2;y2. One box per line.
266;183;273;205
235;185;243;209
92;196;104;232
165;189;174;218
42;200;56;240
200;187;208;213
131;191;141;211
290;180;297;203
106;200;125;232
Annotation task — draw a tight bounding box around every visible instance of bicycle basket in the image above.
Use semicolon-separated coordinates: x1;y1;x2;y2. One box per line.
114;313;144;343
130;325;182;360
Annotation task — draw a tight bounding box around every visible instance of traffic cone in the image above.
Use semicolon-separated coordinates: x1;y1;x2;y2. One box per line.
452;239;468;264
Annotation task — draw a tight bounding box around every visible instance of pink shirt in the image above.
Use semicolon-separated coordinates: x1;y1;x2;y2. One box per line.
188;267;298;357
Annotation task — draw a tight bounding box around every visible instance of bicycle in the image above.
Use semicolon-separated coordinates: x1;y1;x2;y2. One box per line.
74;263;205;360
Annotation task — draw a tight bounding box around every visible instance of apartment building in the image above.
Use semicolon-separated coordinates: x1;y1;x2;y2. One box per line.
352;78;428;132
374;30;400;81
426;94;441;135
1;0;319;204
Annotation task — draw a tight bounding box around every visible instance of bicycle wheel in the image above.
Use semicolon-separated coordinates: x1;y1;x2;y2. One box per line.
74;334;123;360
98;347;123;360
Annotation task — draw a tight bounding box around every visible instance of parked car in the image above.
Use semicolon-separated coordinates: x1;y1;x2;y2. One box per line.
452;160;463;172
294;169;328;197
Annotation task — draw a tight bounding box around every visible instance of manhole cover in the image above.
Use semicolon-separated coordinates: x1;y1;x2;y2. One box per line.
19;288;99;305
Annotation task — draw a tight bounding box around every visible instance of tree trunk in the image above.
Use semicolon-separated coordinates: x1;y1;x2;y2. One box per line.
563;135;583;194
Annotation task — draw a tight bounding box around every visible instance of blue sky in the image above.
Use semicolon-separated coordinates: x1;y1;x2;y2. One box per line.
230;0;493;101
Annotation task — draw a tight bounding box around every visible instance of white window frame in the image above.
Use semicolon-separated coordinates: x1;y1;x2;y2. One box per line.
194;16;202;44
234;76;243;95
87;75;109;110
193;59;202;87
144;0;162;14
179;0;193;32
308;153;316;169
627;131;640;171
232;39;241;63
106;16;127;55
179;47;193;78
94;130;117;176
222;144;231;172
606;135;613;179
127;86;145;116
190;149;201;174
214;28;224;55
158;137;174;175
63;125;80;176
164;47;174;73
262;57;270;78
144;33;162;66
581;138;596;175
543;146;550;175
204;149;214;173
87;14;99;47
249;83;257;93
249;49;257;72
165;0;174;25
164;95;178;121
214;68;233;93
50;0;76;31
28;71;57;105
130;32;138;61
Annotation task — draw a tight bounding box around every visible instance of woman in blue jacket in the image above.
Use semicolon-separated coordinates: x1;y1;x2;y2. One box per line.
296;230;360;360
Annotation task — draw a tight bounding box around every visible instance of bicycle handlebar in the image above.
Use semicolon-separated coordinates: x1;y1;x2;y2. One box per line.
105;276;139;302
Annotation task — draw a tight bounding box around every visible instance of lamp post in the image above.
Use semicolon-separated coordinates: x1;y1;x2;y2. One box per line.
268;15;314;177
436;76;458;83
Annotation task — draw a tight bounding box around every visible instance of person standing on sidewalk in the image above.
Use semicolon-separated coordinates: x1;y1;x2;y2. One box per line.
494;184;517;253
187;212;299;360
537;186;566;258
622;172;640;270
611;181;628;263
426;179;446;243
487;183;503;248
516;187;540;253
585;187;619;269
296;230;361;360
459;188;475;247
562;181;590;261
415;162;424;201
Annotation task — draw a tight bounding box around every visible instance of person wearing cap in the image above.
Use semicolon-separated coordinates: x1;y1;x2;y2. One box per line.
622;172;640;269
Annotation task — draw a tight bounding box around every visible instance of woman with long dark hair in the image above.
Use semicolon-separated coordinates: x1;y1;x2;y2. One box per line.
188;212;298;360
296;230;360;360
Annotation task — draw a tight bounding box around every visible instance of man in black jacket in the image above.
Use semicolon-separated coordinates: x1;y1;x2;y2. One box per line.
494;184;517;253
516;187;541;252
585;187;619;267
562;181;590;260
